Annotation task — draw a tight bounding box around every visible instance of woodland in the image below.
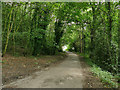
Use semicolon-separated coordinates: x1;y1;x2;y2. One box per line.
1;1;120;87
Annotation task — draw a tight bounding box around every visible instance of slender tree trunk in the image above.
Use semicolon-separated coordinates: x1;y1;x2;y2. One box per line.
118;7;120;86
12;9;17;56
2;9;13;56
108;2;112;45
107;2;113;72
79;31;81;53
82;23;85;54
81;28;83;53
54;19;63;52
83;34;85;54
3;9;8;32
90;3;96;59
13;26;16;56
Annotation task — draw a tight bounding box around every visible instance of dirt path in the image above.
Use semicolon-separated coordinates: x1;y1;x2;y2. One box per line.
3;52;85;88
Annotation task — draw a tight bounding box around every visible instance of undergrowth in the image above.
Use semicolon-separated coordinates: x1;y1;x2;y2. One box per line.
80;53;118;88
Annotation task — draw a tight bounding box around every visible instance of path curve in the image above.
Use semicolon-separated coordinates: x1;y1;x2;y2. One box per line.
4;52;85;88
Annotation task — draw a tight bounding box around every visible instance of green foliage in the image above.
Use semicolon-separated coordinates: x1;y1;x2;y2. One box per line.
91;65;118;88
80;54;118;88
2;2;120;85
32;28;45;39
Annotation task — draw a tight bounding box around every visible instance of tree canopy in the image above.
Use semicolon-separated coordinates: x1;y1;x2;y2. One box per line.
2;2;120;82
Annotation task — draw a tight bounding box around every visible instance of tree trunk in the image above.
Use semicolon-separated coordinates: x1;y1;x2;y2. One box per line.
118;7;120;87
90;3;96;60
54;19;63;52
107;2;113;72
108;2;112;45
81;29;83;53
82;24;85;54
79;31;82;53
2;9;13;56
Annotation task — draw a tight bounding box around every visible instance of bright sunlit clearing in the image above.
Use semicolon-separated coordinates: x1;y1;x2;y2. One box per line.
62;45;68;51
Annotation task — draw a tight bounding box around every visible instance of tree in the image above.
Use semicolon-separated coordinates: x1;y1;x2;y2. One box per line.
117;4;120;85
89;2;96;60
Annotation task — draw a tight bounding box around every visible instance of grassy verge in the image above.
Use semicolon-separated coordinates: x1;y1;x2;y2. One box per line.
80;53;118;88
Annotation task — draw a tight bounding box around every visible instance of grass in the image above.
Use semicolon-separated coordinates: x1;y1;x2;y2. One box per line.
80;53;118;88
